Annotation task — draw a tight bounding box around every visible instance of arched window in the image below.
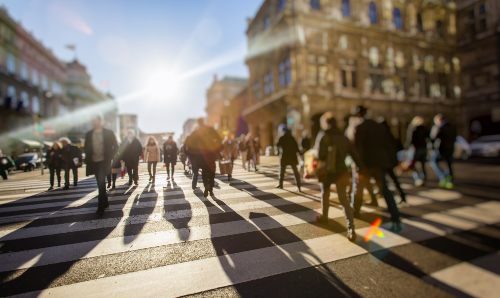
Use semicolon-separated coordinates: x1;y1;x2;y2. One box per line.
393;8;403;30
342;0;351;17
32;96;40;114
310;0;320;10
369;2;378;24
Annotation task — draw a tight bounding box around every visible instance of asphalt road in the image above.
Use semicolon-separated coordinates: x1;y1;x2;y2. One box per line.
0;160;498;297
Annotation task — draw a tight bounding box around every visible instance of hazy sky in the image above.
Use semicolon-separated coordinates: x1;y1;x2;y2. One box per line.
1;0;261;136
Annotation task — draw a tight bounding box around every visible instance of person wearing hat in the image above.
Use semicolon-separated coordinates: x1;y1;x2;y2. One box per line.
352;105;402;231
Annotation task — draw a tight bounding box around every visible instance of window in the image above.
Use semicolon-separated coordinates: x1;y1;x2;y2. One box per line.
342;0;351;18
417;13;424;32
31;68;39;86
418;70;430;97
369;2;378;24
369;47;379;67
310;0;320;11
6;52;16;74
19;91;29;111
393;8;403;30
252;80;261;100
5;86;16;109
263;14;270;30
277;0;286;12
279;56;292;87
307;55;327;86
264;71;274;95
20;61;29;81
341;67;357;89
32;96;40;114
436;20;445;37
41;74;49;91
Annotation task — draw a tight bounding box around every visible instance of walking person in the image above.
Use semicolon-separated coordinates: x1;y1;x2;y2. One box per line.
276;128;301;192
144;137;161;184
245;134;258;172
430;114;457;189
47;142;63;190
84;115;118;216
315;112;361;241
0;150;14;180
220;135;236;181
186;118;221;196
121;130;143;186
163;135;178;181
60;137;82;190
407;116;430;186
179;144;188;173
238;134;248;170
352;105;401;231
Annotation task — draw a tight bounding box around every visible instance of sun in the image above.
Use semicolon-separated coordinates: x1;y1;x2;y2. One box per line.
145;69;183;99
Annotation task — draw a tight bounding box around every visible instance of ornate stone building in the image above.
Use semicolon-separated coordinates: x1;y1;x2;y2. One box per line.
244;0;461;148
205;75;248;134
457;0;500;138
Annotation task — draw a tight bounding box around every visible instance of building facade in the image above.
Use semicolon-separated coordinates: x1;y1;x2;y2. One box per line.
119;113;139;141
456;0;500;138
205;75;248;134
0;6;68;135
244;0;462;148
180;118;198;144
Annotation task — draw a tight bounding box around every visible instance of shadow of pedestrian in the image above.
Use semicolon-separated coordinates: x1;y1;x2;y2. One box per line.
123;184;158;244
0;179;131;296
163;180;191;241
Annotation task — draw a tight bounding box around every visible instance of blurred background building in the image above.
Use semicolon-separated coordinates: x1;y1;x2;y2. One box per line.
180;118;198;144
242;0;462;148
205;74;247;134
118;113;139;141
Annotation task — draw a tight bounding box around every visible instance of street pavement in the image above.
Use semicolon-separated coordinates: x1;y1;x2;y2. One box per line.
0;160;499;297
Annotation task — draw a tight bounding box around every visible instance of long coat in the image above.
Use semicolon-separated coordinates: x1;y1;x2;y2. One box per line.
61;144;82;169
144;144;161;162
121;138;143;165
277;132;300;166
84;128;118;176
163;140;178;164
354;119;394;169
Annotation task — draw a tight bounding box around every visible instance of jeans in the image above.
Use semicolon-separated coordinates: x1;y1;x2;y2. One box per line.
278;163;301;188
430;150;453;181
354;167;400;223
125;161;139;183
64;166;78;186
148;162;157;179
165;162;174;178
321;173;353;229
94;162;108;209
49;166;61;187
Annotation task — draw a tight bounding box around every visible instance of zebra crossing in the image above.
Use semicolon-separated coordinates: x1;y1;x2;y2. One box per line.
0;164;499;297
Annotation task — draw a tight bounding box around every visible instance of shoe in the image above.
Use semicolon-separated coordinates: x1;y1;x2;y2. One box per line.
149;176;152;182
316;215;328;224
347;227;357;242
438;179;447;188
297;186;302;192
276;185;283;189
400;194;407;204
63;185;69;190
48;186;53;191
134;181;138;186
128;180;132;186
96;208;104;217
74;182;77;187
107;183;111;189
111;186;116;190
445;181;454;189
390;221;402;233
203;189;209;197
57;183;61;187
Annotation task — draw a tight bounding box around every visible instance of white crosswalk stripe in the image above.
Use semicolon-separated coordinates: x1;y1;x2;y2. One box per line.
0;164;499;297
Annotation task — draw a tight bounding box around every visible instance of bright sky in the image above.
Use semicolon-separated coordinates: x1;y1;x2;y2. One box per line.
0;0;261;136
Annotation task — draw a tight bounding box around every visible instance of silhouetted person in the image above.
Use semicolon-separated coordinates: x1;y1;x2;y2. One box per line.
121;130;143;186
276;128;301;192
179;144;188;172
185;118;221;197
430;113;457;189
315;112;361;241
46;142;63;190
353;105;401;231
221;135;237;181
59;137;82;190
163;135;178;181
84;115;118;216
144;136;161;184
407;116;430;186
245;134;258;172
0;149;14;180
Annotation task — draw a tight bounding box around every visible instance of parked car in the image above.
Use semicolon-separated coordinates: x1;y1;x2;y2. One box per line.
454;136;472;160
470;135;500;157
15;153;40;172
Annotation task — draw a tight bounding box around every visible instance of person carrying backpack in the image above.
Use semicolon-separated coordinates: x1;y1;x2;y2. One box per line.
314;112;362;242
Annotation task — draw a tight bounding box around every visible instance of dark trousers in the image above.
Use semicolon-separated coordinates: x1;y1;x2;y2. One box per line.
49;166;61;187
125;161;139;183
64;166;78;186
106;173;118;187
278;163;301;188
202;159;216;191
192;162;200;189
148;162;157;179
321;173;353;229
354;167;400;223
165;162;174;178
0;168;7;180
386;168;406;200
94;162;108;209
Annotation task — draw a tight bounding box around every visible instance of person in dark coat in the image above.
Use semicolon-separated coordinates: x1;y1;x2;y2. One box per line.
315;112;362;241
185;118;222;197
84;115;118;216
352;105;401;231
163;135;178;181
0;150;14;180
276;128;301;192
430;113;457;189
407;116;430;186
59;138;82;190
47;142;63;190
121;130;143;186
